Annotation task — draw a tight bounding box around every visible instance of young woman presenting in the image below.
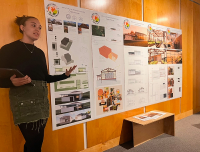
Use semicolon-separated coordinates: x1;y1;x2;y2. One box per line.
0;15;77;152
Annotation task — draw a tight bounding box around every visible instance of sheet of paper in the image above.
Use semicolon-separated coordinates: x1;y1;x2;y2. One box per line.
124;46;149;110
149;65;168;104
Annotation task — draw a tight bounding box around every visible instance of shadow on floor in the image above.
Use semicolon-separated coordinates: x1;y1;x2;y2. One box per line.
119;140;133;150
192;123;200;129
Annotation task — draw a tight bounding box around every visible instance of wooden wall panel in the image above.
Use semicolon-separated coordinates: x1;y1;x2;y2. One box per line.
144;0;180;28
146;99;180;115
193;1;200;113
0;0;29;152
180;0;193;113
81;0;142;20
86;108;144;148
144;0;181;114
0;0;85;152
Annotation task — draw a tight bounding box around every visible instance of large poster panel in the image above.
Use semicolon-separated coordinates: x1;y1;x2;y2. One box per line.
91;11;125;118
44;0;94;130
44;0;183;129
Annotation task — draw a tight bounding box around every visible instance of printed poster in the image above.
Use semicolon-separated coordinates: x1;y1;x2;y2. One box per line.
44;0;183;129
91;11;125;118
124;45;149;110
44;0;94;130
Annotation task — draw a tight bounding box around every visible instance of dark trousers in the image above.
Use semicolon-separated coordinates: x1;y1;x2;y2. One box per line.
18;119;47;152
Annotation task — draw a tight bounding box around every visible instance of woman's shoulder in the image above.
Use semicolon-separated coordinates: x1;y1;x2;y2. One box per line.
34;45;45;56
0;40;20;51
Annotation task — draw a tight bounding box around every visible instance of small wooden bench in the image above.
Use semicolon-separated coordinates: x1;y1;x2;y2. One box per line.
119;110;175;147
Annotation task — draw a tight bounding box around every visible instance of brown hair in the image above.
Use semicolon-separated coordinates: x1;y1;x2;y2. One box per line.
15;15;37;33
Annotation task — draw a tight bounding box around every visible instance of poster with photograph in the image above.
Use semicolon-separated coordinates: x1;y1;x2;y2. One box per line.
44;0;93;130
147;24;168;48
167;64;182;99
166;28;182;49
148;48;167;64
123;19;148;47
90;11;125;117
124;46;149;110
167;49;182;64
44;0;183;129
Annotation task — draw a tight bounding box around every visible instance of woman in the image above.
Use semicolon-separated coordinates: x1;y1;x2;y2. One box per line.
0;15;77;152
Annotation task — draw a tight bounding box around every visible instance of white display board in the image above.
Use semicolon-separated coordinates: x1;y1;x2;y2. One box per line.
44;0;182;130
44;0;94;130
90;11;125;118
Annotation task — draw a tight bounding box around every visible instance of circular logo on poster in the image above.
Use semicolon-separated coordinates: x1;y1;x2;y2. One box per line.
66;14;71;19
148;24;152;32
167;28;171;35
46;4;59;17
91;13;100;24
124;19;130;29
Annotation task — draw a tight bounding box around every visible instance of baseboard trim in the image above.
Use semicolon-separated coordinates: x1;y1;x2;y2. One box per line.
81;110;194;152
80;137;120;152
175;110;193;121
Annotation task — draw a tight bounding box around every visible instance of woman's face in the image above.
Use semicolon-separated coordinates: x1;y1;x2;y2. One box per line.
20;18;42;41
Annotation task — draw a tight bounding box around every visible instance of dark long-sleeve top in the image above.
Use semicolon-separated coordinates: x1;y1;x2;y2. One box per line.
0;40;69;88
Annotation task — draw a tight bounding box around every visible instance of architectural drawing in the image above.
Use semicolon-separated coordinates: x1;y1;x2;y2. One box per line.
128;69;141;75
127;89;134;95
128;79;142;84
96;68;116;82
129;59;142;65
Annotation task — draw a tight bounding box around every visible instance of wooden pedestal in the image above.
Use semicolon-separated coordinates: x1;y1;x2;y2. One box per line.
119;110;175;147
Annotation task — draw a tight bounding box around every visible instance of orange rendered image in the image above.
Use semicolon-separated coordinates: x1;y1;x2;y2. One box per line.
99;45;118;61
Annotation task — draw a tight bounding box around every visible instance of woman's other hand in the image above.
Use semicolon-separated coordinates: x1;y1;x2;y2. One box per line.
10;75;32;86
65;65;77;76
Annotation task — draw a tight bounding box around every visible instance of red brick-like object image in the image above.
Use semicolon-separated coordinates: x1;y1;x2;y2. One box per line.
99;45;118;61
99;45;112;58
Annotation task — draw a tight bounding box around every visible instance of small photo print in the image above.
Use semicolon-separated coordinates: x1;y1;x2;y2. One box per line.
52;42;57;51
48;23;53;31
148;49;167;64
168;66;174;75
48;18;62;25
64;20;76;27
168;88;174;98
78;23;89;29
92;25;105;37
167;49;182;64
64;25;68;33
168;78;174;87
56;110;91;127
78;27;82;34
